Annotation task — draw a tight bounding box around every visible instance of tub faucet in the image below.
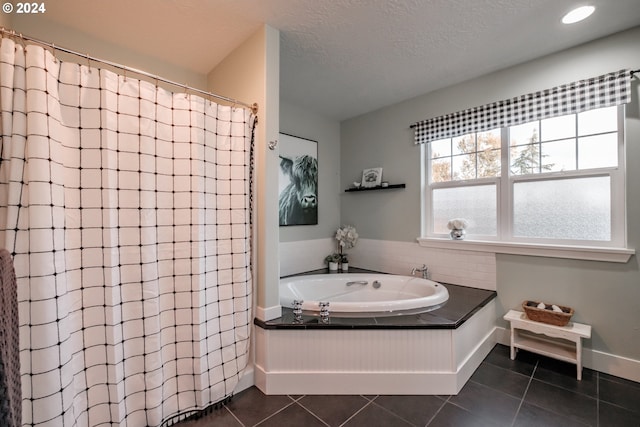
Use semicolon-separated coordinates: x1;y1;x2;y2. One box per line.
319;302;330;324
411;264;430;279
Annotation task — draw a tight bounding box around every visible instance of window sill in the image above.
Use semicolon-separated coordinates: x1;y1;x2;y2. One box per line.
416;238;635;263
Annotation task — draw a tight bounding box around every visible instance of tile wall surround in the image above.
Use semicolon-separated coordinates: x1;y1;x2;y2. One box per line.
280;238;496;290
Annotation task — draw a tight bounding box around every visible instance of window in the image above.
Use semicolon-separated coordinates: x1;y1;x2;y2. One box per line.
423;106;625;247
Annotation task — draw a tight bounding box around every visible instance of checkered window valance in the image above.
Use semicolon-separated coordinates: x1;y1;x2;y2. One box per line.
412;69;632;144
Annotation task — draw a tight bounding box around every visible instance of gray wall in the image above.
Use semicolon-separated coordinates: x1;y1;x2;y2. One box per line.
279;99;341;242
340;26;640;360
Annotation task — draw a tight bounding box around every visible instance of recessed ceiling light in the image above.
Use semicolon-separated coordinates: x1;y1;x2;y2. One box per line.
562;6;595;24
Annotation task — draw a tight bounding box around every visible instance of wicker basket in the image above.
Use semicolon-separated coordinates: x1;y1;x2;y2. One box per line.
522;301;574;326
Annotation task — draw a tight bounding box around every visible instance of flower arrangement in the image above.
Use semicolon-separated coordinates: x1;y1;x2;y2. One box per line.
447;218;469;230
325;226;358;270
447;218;468;240
335;225;358;252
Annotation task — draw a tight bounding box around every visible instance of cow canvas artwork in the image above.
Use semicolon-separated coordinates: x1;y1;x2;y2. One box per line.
278;133;318;226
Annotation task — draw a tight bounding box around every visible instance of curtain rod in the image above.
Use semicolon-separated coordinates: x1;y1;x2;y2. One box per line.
0;28;258;115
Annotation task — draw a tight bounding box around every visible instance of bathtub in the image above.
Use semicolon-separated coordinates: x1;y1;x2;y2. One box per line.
279;273;449;315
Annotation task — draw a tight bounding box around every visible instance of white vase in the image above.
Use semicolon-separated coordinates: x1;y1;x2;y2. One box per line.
449;228;466;240
341;262;349;271
328;261;338;271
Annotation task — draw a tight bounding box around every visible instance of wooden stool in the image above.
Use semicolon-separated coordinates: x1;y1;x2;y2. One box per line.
504;310;591;380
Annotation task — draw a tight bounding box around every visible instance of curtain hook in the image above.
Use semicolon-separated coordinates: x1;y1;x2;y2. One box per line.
85;53;91;72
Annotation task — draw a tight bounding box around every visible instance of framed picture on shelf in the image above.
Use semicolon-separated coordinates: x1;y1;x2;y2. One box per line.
361;167;383;188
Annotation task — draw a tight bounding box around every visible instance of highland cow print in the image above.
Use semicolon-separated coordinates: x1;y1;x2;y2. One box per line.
279;154;318;225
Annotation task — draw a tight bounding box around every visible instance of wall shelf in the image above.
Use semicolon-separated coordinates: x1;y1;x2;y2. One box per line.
344;183;406;192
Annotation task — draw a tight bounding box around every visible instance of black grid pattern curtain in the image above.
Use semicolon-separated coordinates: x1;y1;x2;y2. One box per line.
0;37;254;426
412;69;632;144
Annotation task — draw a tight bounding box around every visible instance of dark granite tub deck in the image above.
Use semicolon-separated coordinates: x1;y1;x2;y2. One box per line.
255;268;497;330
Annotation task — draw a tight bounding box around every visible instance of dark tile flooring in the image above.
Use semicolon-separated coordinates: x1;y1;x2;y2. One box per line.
177;344;639;427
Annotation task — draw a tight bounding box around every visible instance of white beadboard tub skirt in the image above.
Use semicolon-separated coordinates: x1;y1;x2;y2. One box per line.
254;299;497;395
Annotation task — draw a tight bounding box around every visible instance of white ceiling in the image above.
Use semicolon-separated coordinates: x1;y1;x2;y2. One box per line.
23;0;640;120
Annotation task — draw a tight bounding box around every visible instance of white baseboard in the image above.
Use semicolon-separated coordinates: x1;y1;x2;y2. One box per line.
234;365;255;394
495;326;640;383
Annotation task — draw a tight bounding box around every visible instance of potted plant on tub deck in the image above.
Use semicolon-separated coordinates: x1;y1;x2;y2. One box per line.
325;253;341;271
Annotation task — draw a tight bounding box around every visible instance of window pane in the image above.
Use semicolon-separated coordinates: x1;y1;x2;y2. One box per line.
510;122;538;146
579;134;618;169
541;115;575;141
578;106;616;136
477;129;501;150
430;138;451;159
432;185;496;235
452;154;476;180
540;139;576;172
513;177;610;241
431;158;451;182
478;149;501;177
452;134;475;155
510;144;540;175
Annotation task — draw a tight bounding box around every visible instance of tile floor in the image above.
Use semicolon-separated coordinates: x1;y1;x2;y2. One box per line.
177;344;639;427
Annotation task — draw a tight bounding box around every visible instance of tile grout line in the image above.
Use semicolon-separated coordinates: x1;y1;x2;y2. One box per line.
248;397;299;427
510;359;538;427
293;400;331;427
367;399;425;426
424;396;451;426
224;405;246;427
338;398;378;427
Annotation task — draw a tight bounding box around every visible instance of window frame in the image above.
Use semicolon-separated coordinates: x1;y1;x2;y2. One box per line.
421;105;627;251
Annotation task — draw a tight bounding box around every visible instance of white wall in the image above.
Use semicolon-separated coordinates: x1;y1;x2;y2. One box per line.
11;16;207;90
208;26;281;318
340;26;640;362
0;10;11;28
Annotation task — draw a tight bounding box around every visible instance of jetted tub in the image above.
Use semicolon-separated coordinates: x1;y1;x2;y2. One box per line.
279;273;449;315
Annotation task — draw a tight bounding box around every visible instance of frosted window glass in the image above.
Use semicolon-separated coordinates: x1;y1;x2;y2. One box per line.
578;134;618;169
432;185;496;235
578;106;617;136
513;177;610;241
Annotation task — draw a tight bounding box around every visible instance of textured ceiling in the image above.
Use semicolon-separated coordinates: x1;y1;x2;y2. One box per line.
13;0;640;120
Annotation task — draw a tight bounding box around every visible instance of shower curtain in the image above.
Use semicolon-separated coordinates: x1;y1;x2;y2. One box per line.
0;37;254;426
